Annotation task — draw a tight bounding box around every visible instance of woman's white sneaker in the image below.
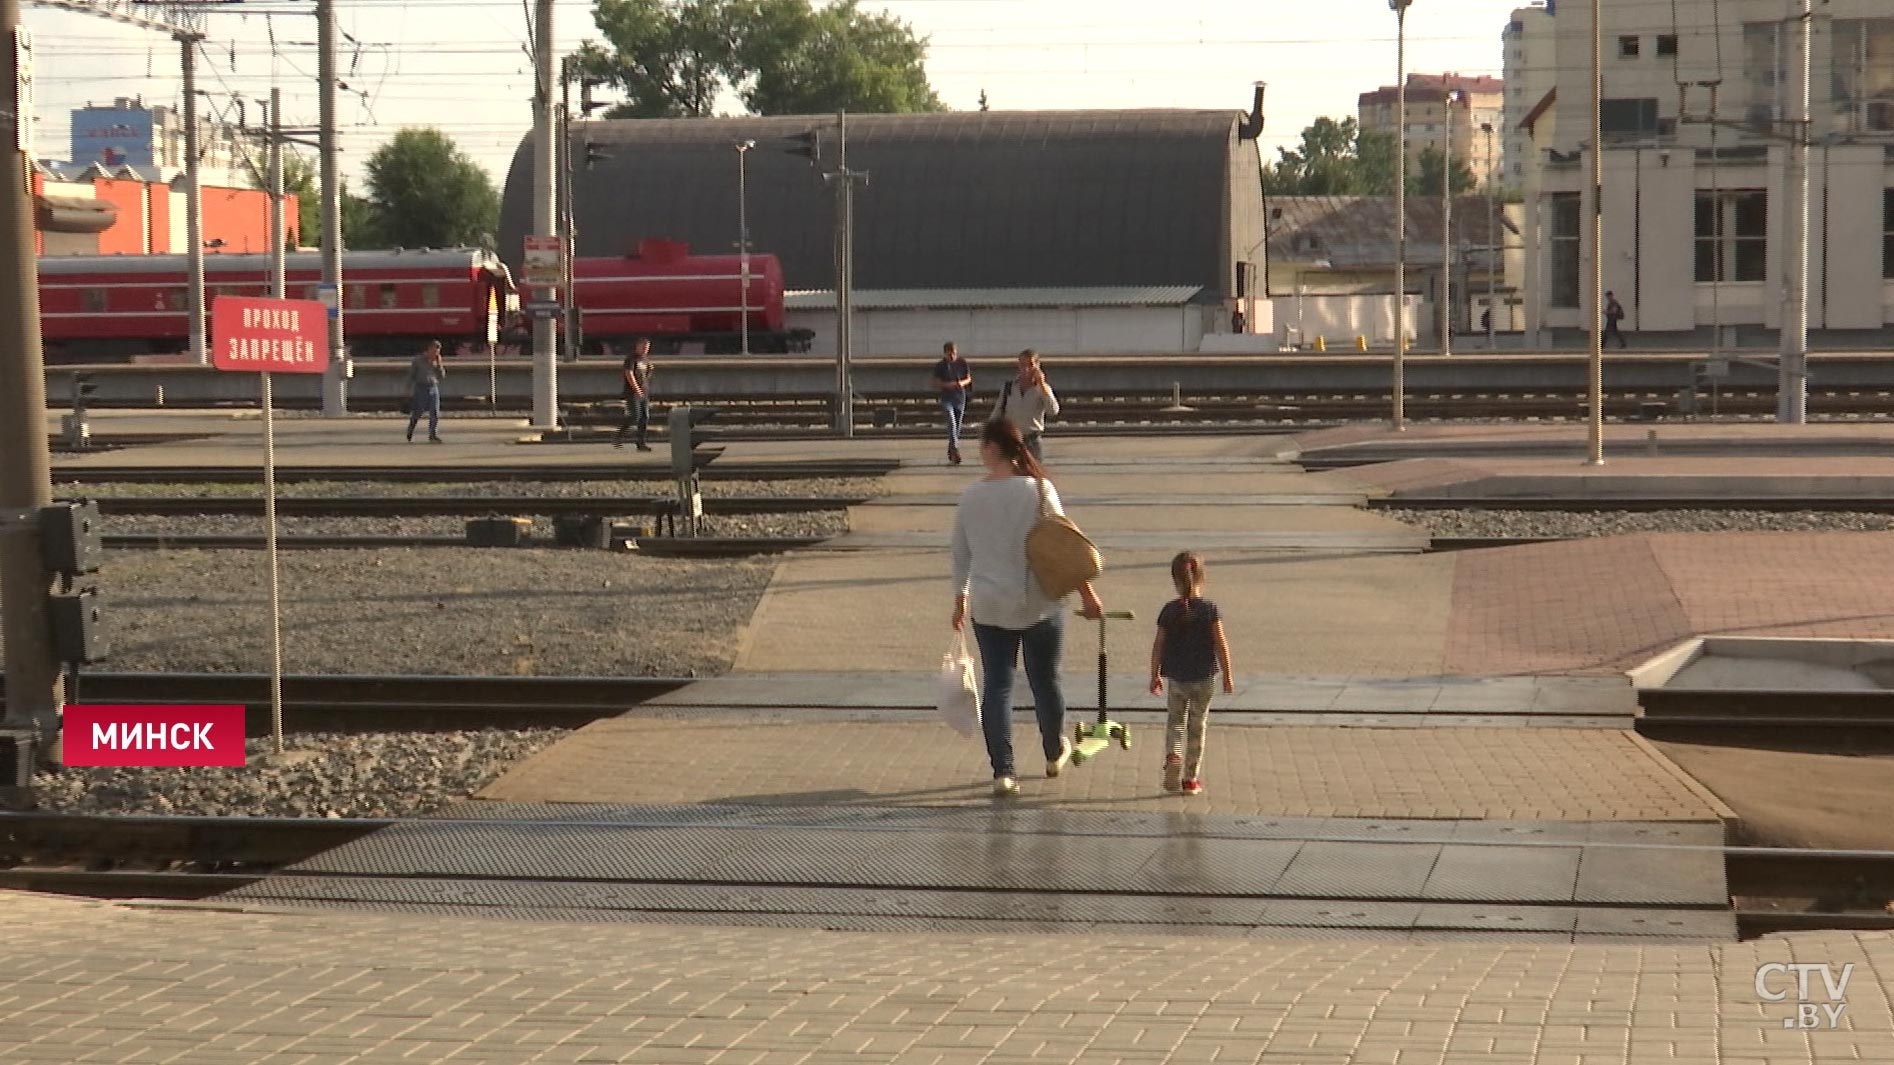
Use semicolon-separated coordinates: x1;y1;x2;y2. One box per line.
993;776;1019;797
1047;737;1073;778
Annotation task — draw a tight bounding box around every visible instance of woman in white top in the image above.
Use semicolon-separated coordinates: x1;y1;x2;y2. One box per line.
987;349;1059;463
951;417;1105;797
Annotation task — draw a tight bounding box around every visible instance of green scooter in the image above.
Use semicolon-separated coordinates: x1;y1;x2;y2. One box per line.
1071;609;1137;763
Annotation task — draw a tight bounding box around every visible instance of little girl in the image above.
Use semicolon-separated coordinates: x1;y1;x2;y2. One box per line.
1148;552;1235;795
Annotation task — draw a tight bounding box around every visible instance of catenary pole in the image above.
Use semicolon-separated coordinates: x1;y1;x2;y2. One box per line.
0;0;63;740
530;0;558;427
1779;0;1810;423
1586;0;1604;464
180;30;207;364
1441;87;1454;356
1391;0;1411;429
317;0;346;415
264;85;286;754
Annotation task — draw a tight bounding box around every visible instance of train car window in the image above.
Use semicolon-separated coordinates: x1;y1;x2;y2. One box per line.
165;288;184;310
379;283;399;308
81;289;107;313
346;285;366;309
304;285;319;302
421;284;440;308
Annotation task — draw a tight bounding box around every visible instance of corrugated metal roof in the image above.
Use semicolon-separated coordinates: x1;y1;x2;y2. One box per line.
1266;194;1518;270
500;109;1262;301
784;286;1207;311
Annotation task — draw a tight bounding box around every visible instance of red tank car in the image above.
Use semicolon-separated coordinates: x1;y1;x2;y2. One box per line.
39;248;515;364
571;238;794;354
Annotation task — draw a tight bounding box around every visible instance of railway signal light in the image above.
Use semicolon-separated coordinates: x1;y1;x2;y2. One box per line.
584;139;612;169
785;128;822;167
668;405;724;480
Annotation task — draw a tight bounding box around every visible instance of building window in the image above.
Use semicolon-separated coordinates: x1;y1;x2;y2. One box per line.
1832;19;1894;133
1619;36;1640;58
1550;192;1581;308
1885;190;1894;279
1601;98;1662;138
1695;190;1768;282
378;283;399;308
81;289;106;313
1656;35;1678;57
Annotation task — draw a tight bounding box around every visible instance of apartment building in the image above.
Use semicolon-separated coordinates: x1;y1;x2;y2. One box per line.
1526;0;1894;340
1359;74;1507;186
1502;4;1557;192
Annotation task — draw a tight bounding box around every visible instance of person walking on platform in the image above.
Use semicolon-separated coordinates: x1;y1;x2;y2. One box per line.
614;337;655;451
405;339;446;443
988;349;1059;463
1604;291;1629;349
932;340;973;465
1149;551;1234;796
951;418;1105;798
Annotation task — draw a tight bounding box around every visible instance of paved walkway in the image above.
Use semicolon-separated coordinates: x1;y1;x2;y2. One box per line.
2;891;1889;1065
481;714;1726;822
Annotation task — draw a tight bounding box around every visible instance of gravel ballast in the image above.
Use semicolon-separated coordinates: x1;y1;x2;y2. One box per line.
103;512;848;540
58;477;886;499
32;729;569;818
2;547;776;676
1383;507;1894;539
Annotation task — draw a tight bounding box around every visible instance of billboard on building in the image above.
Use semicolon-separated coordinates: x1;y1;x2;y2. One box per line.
71;107;154;169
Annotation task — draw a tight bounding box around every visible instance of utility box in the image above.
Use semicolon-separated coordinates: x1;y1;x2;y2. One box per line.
0;727;35;790
466;517;534;547
40;500;103;576
49;589;107;664
552;514;609;549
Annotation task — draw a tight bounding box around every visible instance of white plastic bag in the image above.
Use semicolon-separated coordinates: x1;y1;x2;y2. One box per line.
935;630;982;739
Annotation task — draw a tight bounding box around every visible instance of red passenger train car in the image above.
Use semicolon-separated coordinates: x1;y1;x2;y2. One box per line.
39;248;514;364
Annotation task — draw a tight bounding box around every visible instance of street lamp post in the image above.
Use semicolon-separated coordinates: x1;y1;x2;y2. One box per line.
1391;0;1413;429
1482;120;1496;349
1442;87;1461;356
735;140;755;356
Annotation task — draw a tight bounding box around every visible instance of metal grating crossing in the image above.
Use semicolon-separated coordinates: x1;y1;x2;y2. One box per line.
222;806;1735;941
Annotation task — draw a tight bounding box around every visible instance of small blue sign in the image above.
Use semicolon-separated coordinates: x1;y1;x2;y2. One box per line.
316;283;339;320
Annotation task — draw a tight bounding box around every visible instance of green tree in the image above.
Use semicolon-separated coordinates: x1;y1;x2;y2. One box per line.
360;128;500;250
1409;145;1479;197
577;0;943;118
1262;117;1397;196
247;151;384;250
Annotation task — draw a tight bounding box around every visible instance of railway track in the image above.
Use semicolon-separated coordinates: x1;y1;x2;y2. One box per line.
52;461;901;485
1373;496;1894;512
1;811;1884;938
0;673;688;732
87;494;863;518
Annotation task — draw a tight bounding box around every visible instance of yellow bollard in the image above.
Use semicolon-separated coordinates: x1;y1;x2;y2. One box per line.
1312;336;1326;352
1355;335;1368;351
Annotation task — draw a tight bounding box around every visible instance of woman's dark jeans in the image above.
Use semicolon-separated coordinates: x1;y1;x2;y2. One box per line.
971;612;1066;779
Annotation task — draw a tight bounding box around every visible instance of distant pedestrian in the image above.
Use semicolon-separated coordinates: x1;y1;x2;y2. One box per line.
988;349;1059;463
951;418;1104;798
614;337;654;451
405;339;445;443
932;341;973;465
1604;291;1629;349
1149;552;1234;796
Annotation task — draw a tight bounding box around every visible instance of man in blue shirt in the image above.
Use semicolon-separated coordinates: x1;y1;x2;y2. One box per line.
931;340;973;465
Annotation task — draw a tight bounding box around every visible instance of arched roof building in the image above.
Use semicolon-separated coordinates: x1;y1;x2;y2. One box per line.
499;98;1268;306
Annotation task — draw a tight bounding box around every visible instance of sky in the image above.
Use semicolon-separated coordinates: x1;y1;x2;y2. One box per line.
27;0;1525;190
